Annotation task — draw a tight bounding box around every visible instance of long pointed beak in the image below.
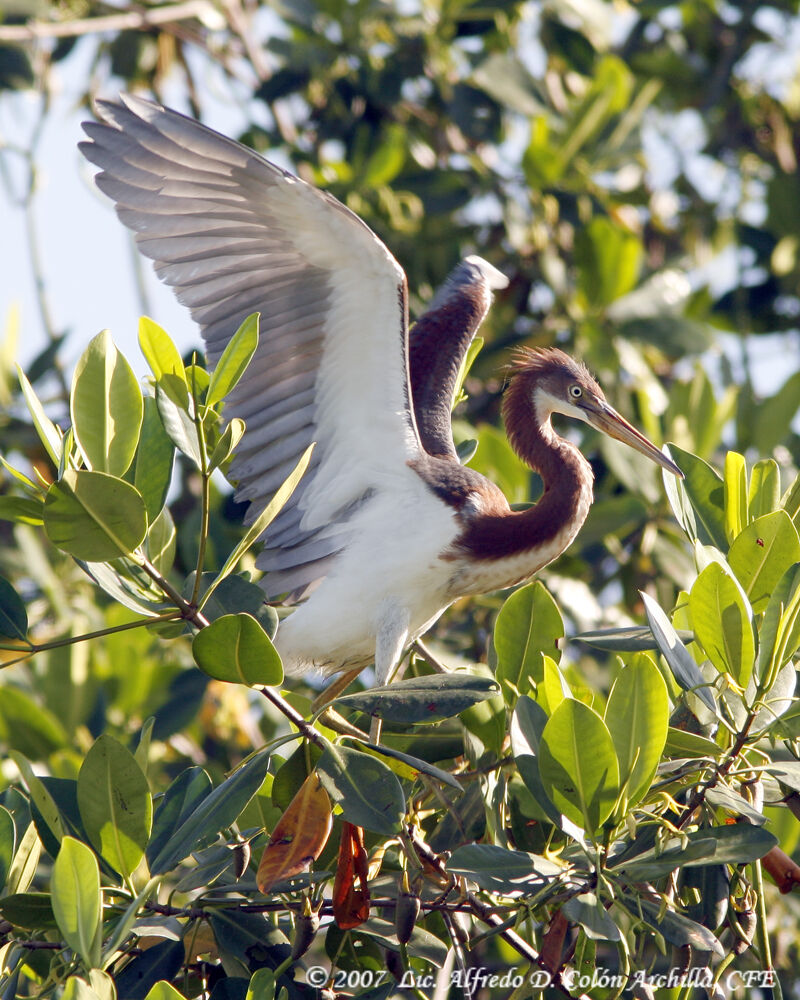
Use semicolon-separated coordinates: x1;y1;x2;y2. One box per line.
582;400;683;478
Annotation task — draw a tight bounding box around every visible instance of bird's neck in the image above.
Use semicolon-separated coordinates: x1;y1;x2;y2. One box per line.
452;382;594;568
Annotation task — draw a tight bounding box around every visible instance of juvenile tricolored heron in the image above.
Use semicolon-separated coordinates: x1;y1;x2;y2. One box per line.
80;97;682;703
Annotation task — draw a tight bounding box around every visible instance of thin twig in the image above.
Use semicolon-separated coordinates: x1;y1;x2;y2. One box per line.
0;1;216;41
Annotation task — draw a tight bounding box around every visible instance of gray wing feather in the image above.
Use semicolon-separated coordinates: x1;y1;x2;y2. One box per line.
81;95;420;598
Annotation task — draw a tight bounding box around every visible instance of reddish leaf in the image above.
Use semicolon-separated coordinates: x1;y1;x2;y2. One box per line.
257;771;333;892
333;822;370;929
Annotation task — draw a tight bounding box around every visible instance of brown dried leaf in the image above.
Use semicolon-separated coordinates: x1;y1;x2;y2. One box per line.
257;771;333;892
333;822;370;929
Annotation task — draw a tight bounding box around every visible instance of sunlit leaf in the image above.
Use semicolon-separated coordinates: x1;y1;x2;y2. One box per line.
206;313;259;407
44;470;147;562
51;837;102;968
728;510;800;613
192;613;283;687
562;892;621;942
724;451;747;543
139;317;186;386
641;592;717;713
334;673;499;723
689;562;755;685
135;396;175;521
70;330;143;477
539;700;619;833
665;445;726;549
494;581;563;701
77;735;153;879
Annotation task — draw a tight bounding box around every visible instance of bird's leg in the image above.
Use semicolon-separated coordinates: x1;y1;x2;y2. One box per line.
411;638;450;674
370;602;411;744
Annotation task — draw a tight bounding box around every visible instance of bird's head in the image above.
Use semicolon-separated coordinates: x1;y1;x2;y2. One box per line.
503;347;683;478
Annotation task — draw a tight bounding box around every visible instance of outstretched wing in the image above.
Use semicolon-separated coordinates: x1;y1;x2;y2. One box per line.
80;95;422;597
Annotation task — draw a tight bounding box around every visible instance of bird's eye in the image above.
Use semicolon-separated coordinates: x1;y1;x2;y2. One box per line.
569;385;583;399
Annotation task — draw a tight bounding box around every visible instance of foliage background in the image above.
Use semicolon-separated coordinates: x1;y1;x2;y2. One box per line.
2;0;800;998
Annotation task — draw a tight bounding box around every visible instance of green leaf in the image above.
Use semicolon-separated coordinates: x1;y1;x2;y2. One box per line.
148;750;270;874
756;563;800;683
146;507;176;577
605;655;668;808
665;445;726;549
192;613;283;687
575;216;642;307
334;673;500;724
509;698;563;827
0;805;16;889
2;686;69;761
199;444;314;608
689;562;755;685
724;451;747;543
194;573;278;636
77;735;153;879
0;575;27;641
146;767;212;869
61;977;102;1000
614;824;776;879
246;969;276;1000
749;459;781;519
0;892;57;930
206;313;259;407
70;330;143;477
139;317;187;386
753;370;800;454
642;592;717;713
538;700;619;834
6;822;41;895
208;418;246;472
51;836;102;968
572;625;694;651
156;382;202;467
562;892;622;942
115;940;184;999
728;510;800;613
361;742;462;791
144;979;188;999
16;364;62;466
44;470;148;562
10;751;66;845
632;898;723;957
493;581;563;701
446;843;560;895
316;742;405;835
135;396;175;521
0;495;45;526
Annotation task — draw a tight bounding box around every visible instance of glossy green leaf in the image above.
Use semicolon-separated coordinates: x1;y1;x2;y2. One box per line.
208;417;246;472
0;805;15;889
206;313;259;407
642;592;717;713
135;396;175;520
539;700;619;833
572;625;694;651
493;581;563;700
0;575;27;641
535;654;570;715
44;470;147;562
192;613;283;687
61;977;102;1000
664;727;724;760
724;451;747;543
77;735;153;879
317;742;405;835
363;742;462;790
6;822;42;895
70;330;143;477
689;562;755;685
665;445;726;549
614;824;776;879
16;365;62;466
728;510;800;613
51;836;102;968
632;898;723;957
194;572;278;636
334;673;499;723
749;458;780;520
10;751;66;846
0;891;57;930
146;767;212;869
199;444;314;607
756;563;800;684
562;892;621;942
2;689;69;765
144;979;188;1000
246;969;276;1000
146;506;176;577
605;655;668;808
139;317;186;386
510;698;563;827
155;382;202;467
446;843;560;894
148;750;270;874
0;495;45;526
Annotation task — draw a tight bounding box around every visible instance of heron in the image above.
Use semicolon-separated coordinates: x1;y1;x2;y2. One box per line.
80;96;682;713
